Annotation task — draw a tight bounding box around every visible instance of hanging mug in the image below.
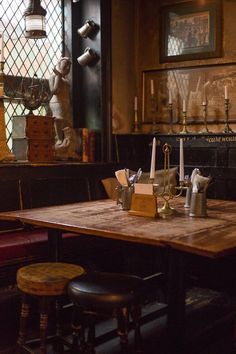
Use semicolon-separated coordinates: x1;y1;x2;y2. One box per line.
77;20;96;38
77;47;97;66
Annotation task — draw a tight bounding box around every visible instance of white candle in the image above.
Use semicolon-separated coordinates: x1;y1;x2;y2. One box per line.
169;90;172;104
224;85;228;99
150;80;154;96
134;96;138;111
150;137;156;180
0;31;4;62
183;99;186;112
179;138;184;182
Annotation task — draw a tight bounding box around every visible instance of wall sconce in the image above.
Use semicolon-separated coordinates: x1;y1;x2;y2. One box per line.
24;0;47;39
77;20;96;38
77;47;97;66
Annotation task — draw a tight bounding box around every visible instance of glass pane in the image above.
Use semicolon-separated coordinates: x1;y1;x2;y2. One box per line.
0;0;63;146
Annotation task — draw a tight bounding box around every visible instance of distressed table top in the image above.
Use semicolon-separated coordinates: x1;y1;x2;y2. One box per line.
1;197;236;258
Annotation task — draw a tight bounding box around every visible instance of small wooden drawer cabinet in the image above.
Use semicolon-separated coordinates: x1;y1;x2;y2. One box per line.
12;115;55;162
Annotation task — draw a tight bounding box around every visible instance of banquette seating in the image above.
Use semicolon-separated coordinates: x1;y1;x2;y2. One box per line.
0;169;114;289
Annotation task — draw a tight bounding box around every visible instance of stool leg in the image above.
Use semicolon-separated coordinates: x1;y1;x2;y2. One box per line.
53;299;64;354
71;306;85;354
16;293;30;354
39;297;50;354
86;314;96;354
117;307;129;354
130;305;143;354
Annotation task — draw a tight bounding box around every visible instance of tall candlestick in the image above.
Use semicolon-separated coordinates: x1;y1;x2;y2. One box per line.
134;96;138;111
150;137;156;180
150;80;154;96
0;32;4;62
224;85;228;99
169;90;172;104
183;99;186;112
179;138;184;182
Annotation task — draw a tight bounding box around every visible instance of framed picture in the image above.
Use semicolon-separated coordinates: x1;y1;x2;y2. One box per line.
160;0;222;63
142;64;236;126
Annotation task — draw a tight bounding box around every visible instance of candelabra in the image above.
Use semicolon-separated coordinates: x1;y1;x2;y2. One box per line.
0;61;15;161
223;98;234;133
167;102;175;134
200;102;211;134
157;143;186;215
180;110;190;134
151;94;159;134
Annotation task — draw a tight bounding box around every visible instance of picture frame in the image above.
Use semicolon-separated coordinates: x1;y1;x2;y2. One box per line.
160;0;222;63
142;64;236;126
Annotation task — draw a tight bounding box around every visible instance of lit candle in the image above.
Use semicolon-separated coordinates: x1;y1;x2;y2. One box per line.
224;85;228;99
150;137;156;180
179;138;184;182
134;96;138;111
0;31;4;62
150;80;154;96
169;90;172;104
183;99;186;112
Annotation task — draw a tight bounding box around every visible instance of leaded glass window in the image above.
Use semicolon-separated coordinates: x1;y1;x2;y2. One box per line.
0;0;63;148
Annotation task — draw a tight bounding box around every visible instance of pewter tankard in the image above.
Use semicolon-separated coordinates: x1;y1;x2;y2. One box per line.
116;185;134;210
189;192;207;217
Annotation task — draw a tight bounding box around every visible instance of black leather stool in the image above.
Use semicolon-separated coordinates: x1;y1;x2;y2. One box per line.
67;271;145;354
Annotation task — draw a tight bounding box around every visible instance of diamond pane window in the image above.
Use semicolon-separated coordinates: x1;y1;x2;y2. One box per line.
0;0;63;149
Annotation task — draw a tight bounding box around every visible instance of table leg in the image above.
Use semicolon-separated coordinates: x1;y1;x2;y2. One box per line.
167;248;186;354
47;229;63;262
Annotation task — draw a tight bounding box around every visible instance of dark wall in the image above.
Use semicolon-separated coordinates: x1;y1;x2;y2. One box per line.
113;133;236;201
67;0;112;162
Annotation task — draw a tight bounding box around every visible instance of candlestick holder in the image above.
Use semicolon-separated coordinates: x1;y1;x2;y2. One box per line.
133;109;140;134
0;61;15;161
151;94;159;134
180;110;190;134
157;143;186;215
200;102;211;134
223;98;234;133
168;103;175;134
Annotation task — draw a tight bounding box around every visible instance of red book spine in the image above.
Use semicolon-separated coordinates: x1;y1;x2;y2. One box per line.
82;128;89;162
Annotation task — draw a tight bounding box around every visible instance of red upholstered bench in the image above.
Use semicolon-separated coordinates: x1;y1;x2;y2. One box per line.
0;229;81;262
0;229;81;287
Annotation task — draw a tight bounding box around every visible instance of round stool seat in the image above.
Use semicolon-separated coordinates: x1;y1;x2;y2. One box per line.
17;262;85;296
68;271;145;312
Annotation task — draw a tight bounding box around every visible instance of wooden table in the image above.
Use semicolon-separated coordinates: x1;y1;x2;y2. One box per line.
1;197;236;353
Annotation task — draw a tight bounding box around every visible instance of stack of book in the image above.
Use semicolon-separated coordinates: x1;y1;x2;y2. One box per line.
80;128;95;163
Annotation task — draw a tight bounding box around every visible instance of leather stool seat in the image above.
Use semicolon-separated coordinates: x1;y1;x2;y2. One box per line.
68;271;145;312
67;271;145;353
16;262;85;354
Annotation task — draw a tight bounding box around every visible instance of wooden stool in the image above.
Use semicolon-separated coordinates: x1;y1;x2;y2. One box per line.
67;271;145;354
16;262;85;354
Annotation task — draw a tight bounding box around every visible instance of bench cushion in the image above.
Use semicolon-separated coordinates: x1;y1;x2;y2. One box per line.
0;229;79;263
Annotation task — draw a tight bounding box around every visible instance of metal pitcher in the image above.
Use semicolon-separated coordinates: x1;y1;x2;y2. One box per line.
189;192;207;217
